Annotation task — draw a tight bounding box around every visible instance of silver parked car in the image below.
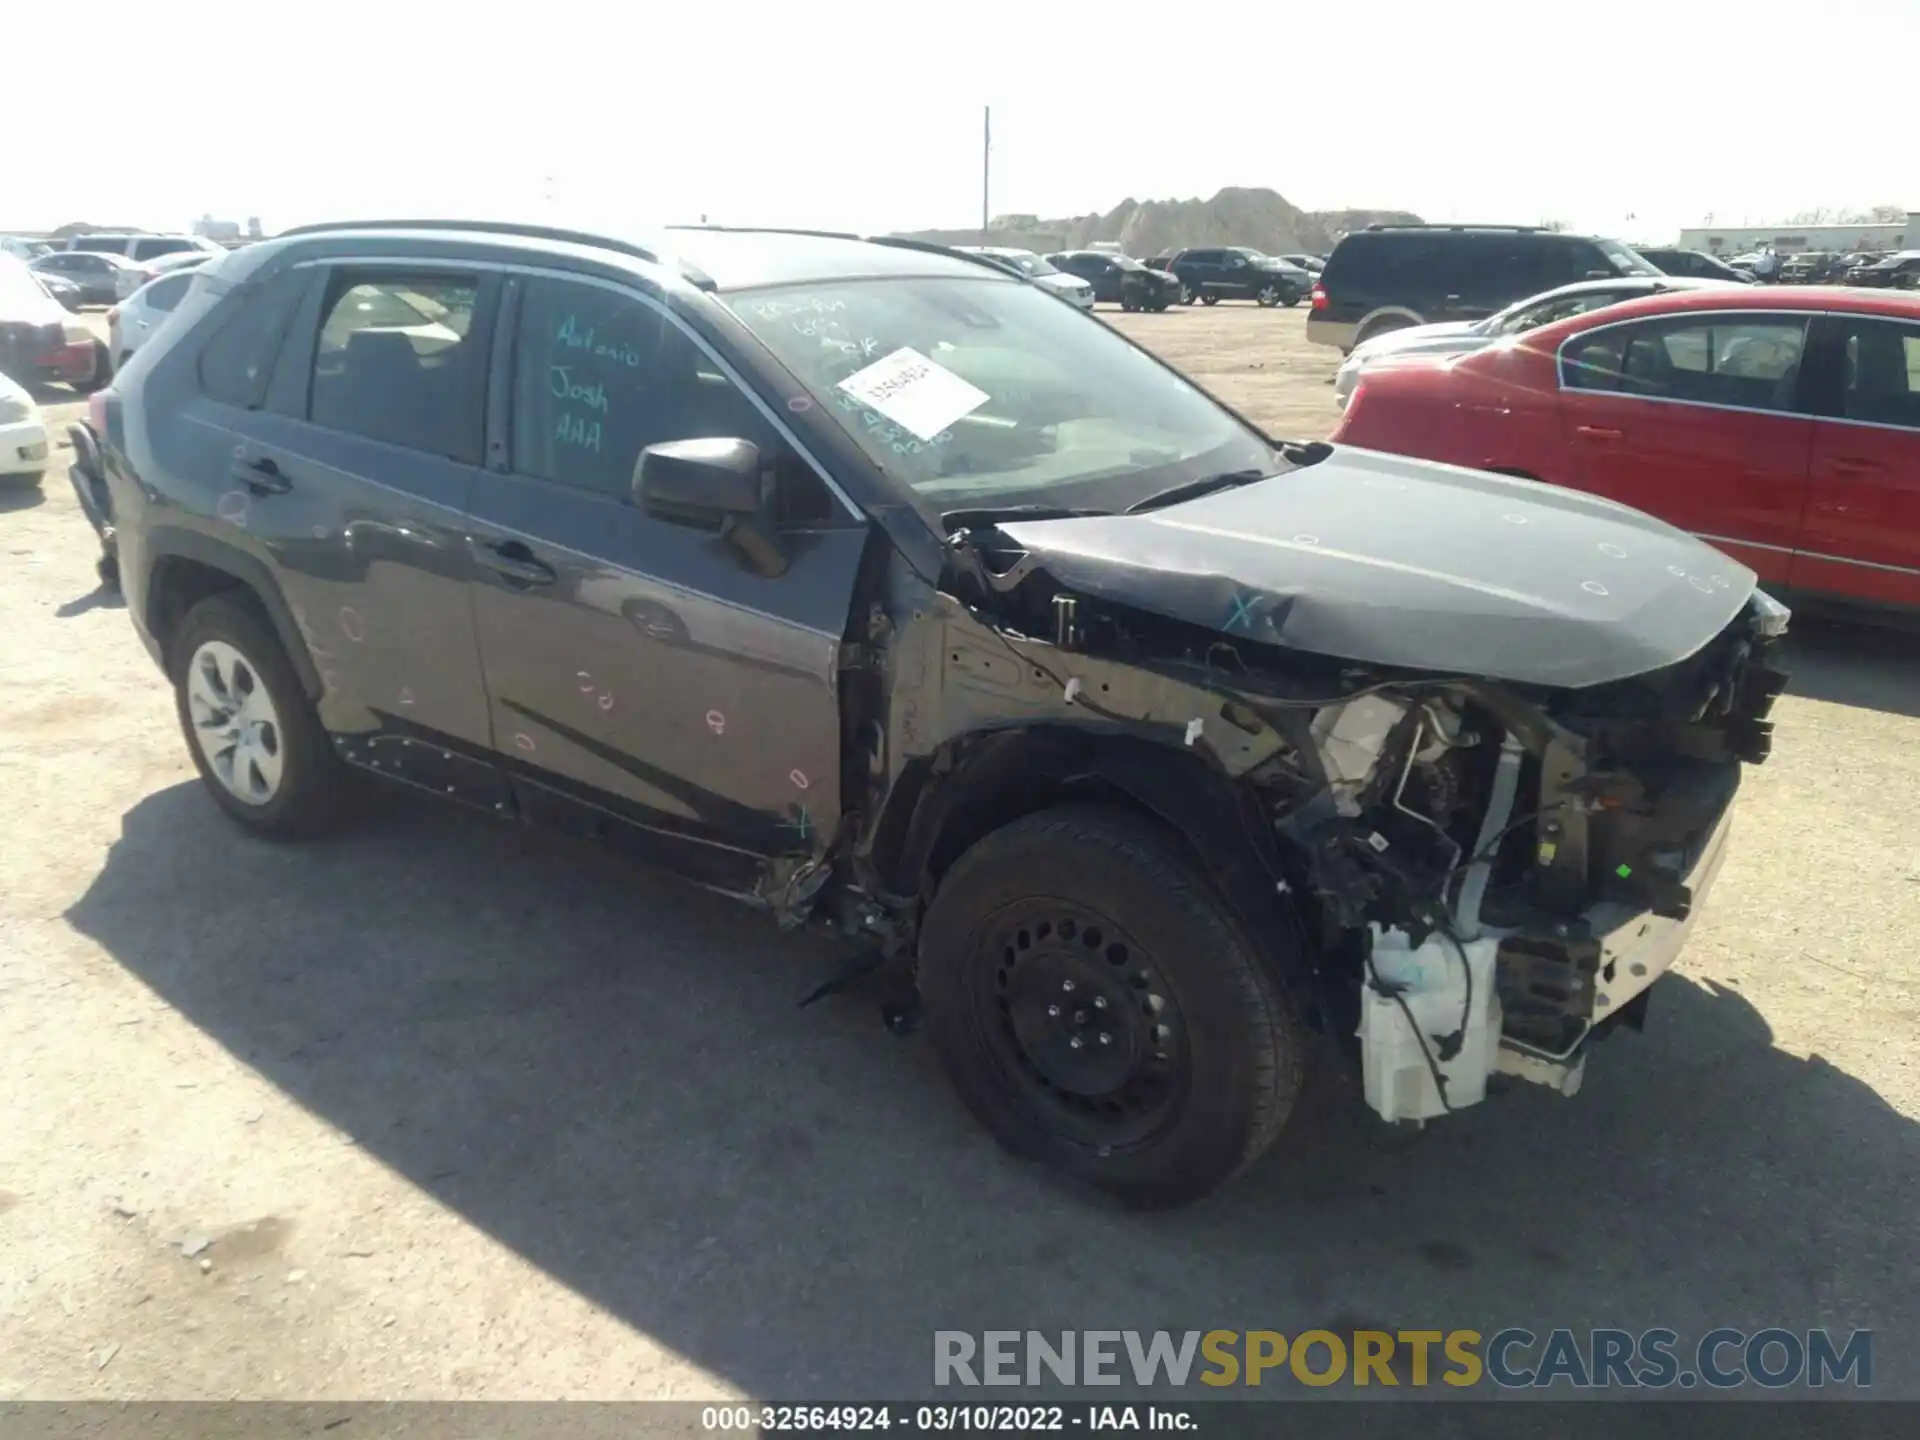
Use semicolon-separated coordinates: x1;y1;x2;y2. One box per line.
1331;275;1739;408
954;246;1097;309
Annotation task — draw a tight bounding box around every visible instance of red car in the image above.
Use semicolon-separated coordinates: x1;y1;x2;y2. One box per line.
1331;286;1920;610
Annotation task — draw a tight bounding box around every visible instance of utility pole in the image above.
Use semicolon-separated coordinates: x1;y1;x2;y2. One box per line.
981;106;991;243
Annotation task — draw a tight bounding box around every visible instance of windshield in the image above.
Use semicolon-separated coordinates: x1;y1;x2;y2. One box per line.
993;250;1057;277
730;276;1276;514
1598;239;1662;277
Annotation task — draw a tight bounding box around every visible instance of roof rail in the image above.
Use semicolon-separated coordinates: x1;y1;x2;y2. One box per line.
865;235;1018;274
663;223;861;242
662;225;1016;277
1362;222;1550;234
270;219;716;289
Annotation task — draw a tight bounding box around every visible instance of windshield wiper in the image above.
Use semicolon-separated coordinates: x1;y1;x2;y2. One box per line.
1125;468;1269;515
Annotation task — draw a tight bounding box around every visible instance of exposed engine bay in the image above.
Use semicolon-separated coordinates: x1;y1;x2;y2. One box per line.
856;513;1792;1126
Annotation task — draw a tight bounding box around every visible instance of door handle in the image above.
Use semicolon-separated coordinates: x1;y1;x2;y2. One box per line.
1575;424;1623;441
230;455;291;494
478;539;557;587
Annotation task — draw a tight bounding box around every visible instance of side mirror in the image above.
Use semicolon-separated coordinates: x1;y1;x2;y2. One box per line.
633;437;789;578
635;436;764;521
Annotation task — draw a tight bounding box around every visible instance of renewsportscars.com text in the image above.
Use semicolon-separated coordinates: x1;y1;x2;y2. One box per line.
933;1328;1872;1390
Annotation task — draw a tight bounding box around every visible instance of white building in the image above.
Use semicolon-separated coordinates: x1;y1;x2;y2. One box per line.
1673;213;1916;256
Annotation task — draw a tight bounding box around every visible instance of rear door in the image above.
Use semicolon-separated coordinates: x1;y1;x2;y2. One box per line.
195;261;502;769
1792;311;1920;604
463;272;870;896
1555;310;1814;585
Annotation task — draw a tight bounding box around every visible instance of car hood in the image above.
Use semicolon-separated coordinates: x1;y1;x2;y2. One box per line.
1036;272;1091;293
995;446;1757;689
1349;321;1485;362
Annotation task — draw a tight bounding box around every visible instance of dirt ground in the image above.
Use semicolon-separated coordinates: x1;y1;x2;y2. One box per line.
2;301;1917;1402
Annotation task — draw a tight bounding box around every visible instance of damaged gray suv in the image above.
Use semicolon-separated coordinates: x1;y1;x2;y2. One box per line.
95;220;1788;1207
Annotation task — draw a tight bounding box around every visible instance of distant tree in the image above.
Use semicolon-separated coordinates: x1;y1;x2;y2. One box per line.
1788;204;1909;225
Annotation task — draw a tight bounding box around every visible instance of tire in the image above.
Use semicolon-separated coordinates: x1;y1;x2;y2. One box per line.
1355;317;1414;347
1282;294;1302;308
1256;284;1281;308
168;592;356;839
72;341;112;395
1200;292;1220;306
919;804;1305;1208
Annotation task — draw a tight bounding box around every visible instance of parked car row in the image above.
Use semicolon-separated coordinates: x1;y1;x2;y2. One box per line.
1046;250;1184;310
1143;248;1317;308
1330;274;1740;407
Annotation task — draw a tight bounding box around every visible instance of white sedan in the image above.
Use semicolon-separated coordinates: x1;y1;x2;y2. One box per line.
108;266;206;368
956;246;1097;310
1331;275;1739;408
0;371;50;488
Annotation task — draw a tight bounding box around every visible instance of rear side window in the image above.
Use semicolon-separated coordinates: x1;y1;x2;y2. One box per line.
143;273;194;313
308;272;484;463
1840;317;1920;430
69;237;127;255
196;270;305;407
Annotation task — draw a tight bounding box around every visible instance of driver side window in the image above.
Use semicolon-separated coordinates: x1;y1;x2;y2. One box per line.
509;278;832;521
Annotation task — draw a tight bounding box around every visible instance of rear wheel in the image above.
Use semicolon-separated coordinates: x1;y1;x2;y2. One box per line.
919;805;1306;1208
1355;316;1415;347
169;593;357;839
72;341;112;395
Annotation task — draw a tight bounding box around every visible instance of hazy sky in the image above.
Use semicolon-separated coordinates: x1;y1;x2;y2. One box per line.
14;0;1912;243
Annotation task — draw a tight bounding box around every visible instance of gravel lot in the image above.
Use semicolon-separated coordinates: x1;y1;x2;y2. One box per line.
2;301;1917;1401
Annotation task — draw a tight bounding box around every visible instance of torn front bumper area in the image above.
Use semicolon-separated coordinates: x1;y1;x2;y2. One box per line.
1491;797;1736;1094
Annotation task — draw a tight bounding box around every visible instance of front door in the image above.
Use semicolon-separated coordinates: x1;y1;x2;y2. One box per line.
1555;310;1814;587
464;273;869;898
1793;311;1920;605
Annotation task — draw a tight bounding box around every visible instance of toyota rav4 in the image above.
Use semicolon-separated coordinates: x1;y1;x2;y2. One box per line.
92;220;1788;1207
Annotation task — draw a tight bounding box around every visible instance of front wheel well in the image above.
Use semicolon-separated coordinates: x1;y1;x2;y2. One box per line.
878;728;1324;1002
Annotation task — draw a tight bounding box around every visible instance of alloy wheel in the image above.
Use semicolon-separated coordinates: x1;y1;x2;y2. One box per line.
185;639;285;805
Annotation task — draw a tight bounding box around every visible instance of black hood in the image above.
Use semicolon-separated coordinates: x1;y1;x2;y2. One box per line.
995;446;1758;689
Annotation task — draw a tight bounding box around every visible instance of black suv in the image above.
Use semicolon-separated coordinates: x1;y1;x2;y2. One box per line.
1160;247;1311;307
1044;250;1182;311
1306;224;1664;353
94;219;1787;1206
1633;247;1760;285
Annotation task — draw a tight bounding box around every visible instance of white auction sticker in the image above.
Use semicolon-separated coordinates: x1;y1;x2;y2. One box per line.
835;347;989;442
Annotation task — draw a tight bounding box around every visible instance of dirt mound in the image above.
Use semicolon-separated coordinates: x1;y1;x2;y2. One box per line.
894;186;1421;258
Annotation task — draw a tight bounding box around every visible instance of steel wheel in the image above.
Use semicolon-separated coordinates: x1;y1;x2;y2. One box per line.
972;898;1188;1149
185;639;285;805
